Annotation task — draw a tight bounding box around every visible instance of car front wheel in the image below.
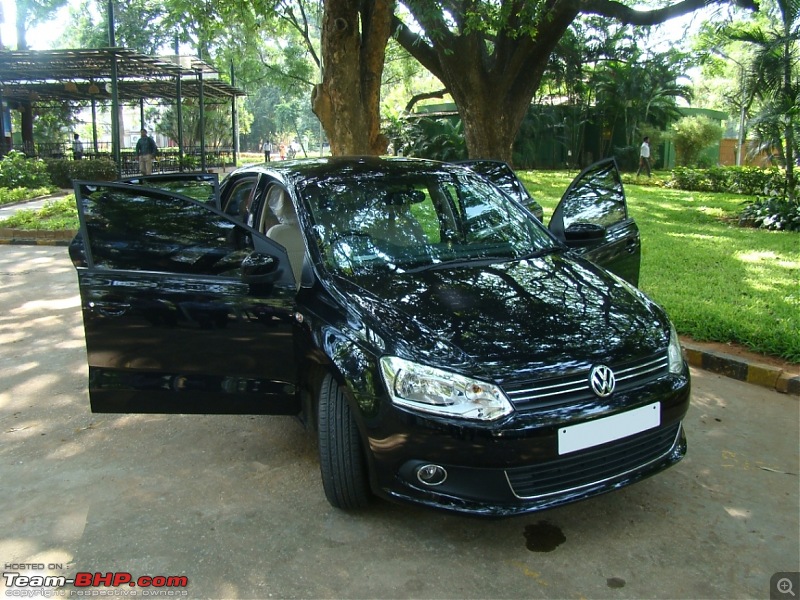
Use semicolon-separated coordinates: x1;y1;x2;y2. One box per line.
317;374;371;509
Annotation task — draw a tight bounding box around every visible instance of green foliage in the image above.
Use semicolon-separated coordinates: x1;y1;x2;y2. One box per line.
0;196;78;231
669;116;724;166
668;165;794;196
0;151;52;189
740;197;800;231
0;187;54;206
394;117;467;161
520;170;800;362
701;0;800;199
45;158;117;188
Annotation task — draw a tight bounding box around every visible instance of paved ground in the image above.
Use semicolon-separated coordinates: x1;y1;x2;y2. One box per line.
1;245;798;599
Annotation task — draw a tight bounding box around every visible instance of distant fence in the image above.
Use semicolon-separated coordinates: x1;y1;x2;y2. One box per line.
1;141;235;174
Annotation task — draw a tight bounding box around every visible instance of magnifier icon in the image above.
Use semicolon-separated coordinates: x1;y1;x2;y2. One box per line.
778;578;796;597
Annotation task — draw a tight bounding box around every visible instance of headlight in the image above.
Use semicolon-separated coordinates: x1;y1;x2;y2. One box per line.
379;356;513;421
667;324;684;374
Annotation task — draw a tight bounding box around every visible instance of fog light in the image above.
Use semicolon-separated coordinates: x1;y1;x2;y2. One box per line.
416;464;447;486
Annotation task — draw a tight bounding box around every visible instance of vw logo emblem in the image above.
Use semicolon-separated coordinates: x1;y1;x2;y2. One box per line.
590;365;616;397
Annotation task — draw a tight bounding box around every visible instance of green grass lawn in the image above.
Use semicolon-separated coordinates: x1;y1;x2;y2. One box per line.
518;170;800;363
2;172;798;362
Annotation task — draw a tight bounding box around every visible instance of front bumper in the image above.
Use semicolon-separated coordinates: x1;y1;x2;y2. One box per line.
383;422;685;516
362;372;690;516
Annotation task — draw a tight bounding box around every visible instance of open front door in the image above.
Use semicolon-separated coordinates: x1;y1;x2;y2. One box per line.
119;173;220;208
72;181;300;415
548;158;641;286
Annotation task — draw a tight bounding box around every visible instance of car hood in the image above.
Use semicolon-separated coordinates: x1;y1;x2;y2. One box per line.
330;253;669;380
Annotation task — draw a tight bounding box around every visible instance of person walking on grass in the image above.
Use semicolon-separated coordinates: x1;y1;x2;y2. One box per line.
637;136;651;178
136;128;158;175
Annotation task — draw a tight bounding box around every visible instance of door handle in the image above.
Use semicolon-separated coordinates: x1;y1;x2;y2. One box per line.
89;300;131;317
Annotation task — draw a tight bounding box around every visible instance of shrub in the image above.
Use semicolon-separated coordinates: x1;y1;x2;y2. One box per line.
0;150;52;188
0;195;78;230
0;186;53;206
669;116;723;167
45;158;117;188
739;197;800;231
668;166;792;196
668;167;713;191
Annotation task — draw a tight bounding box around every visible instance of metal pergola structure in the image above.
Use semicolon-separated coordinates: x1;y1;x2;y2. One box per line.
0;48;246;174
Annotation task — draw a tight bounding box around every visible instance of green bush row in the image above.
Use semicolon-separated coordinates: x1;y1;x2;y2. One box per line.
668;165;795;196
44;157;118;188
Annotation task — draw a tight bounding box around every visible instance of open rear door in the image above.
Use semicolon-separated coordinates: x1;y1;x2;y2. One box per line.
548;158;641;286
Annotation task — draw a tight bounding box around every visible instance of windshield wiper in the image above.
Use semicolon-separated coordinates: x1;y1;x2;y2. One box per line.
404;255;512;273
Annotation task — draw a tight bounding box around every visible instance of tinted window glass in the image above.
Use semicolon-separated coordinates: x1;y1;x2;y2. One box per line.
459;161;528;203
221;177;258;220
561;163;626;229
78;185;254;276
125;175;218;204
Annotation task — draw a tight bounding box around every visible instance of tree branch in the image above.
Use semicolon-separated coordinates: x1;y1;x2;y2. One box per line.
404;88;449;112
391;15;444;80
580;0;758;26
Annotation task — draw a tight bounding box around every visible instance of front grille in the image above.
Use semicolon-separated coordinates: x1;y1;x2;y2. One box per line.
505;423;681;499
503;353;669;410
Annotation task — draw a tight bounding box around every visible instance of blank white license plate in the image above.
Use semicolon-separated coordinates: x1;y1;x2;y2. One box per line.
558;402;661;455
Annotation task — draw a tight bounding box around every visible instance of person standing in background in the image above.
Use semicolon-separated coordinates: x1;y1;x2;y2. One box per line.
72;133;84;160
263;139;272;162
136;128;158;175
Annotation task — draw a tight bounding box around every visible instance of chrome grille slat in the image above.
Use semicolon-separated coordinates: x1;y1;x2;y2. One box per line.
503;353;669;410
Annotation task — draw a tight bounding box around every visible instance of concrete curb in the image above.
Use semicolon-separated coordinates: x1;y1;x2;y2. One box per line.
0;232;797;397
0;228;77;246
682;340;799;397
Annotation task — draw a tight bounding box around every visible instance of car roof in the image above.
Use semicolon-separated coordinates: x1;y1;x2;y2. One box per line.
227;156;469;187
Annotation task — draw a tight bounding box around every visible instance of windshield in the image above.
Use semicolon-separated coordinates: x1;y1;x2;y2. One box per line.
299;168;557;276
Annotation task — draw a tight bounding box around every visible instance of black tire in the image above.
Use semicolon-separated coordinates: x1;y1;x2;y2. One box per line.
317;374;371;509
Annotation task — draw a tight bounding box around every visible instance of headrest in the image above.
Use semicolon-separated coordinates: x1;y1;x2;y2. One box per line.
384;189;425;206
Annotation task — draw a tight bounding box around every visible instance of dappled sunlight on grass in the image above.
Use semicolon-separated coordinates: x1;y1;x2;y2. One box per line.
736;250;799;269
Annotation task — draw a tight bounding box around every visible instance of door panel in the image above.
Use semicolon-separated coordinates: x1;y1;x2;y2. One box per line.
74;181;300;415
548;158;641;286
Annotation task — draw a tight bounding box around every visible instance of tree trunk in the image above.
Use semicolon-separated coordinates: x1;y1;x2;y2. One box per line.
15;0;28;50
451;85;533;164
312;0;393;156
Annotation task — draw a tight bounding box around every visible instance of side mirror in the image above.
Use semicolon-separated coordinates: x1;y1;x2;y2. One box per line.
564;222;606;243
241;252;280;285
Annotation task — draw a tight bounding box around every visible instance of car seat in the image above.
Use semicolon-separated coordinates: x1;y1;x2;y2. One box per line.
265;188;305;284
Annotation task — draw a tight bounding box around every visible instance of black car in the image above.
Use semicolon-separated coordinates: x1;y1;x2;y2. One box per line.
70;156;689;516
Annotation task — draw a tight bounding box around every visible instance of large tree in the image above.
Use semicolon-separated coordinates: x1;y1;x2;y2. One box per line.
383;0;757;161
312;0;395;155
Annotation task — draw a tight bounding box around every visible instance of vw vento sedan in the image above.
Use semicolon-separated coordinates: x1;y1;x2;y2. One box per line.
69;156;690;517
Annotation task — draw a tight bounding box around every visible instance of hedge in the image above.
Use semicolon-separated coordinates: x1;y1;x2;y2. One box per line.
45;157;118;188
